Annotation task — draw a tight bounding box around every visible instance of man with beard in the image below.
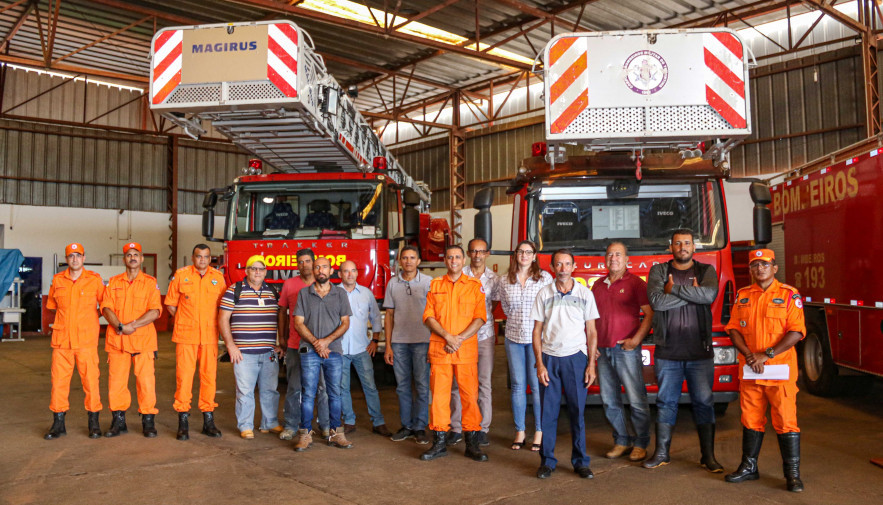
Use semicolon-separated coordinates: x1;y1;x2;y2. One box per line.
644;229;722;472
101;242;163;438
293;257;353;450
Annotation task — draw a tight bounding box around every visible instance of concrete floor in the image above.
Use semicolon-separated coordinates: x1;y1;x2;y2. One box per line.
2;333;882;505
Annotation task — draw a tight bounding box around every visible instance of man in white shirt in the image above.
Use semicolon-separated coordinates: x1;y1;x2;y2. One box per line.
450;238;498;447
531;249;599;480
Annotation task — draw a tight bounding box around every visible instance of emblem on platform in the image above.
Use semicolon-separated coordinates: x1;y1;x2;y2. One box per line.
624;50;668;95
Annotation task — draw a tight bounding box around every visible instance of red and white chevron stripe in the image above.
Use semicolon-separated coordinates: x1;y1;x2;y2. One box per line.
151;29;182;105
704;32;746;129
267;23;298;98
548;36;588;134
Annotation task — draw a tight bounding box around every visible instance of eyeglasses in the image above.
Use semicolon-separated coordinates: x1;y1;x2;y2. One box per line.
405;282;412;296
467;249;488;254
749;261;773;270
515;249;535;256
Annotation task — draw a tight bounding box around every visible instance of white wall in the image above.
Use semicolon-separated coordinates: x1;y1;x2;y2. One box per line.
0;204;225;294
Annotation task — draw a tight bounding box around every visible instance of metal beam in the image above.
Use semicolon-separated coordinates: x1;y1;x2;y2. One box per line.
168;136;179;277
0;0;35;52
227;0;532;70
87;0;201;26
54;15;152;65
803;0;866;33
361;111;453;130
391;0;462;31
449;91;465;244
0;53;148;83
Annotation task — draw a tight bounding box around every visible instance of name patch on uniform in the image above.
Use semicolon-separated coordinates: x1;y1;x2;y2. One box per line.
739;298;749;304
772;298;785;304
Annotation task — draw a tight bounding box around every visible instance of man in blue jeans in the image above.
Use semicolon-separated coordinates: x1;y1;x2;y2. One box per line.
531;249;599;479
383;246;432;445
592;242;654;462
338;260;391;436
644;229;723;472
293;257;353;451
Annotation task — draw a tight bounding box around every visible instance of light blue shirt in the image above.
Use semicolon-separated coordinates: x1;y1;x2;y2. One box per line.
340;283;382;355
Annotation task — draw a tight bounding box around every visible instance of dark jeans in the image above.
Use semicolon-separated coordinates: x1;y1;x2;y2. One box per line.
654;357;715;426
300;350;342;431
598;345;651;448
539;351;590;470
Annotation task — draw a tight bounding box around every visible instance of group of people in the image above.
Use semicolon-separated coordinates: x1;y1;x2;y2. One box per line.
44;228;806;492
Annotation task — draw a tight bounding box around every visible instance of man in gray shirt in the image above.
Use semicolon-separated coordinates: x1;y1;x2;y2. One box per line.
383;245;433;444
293;257;353;451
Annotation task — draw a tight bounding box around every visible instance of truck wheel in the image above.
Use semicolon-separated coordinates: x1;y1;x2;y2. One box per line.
713;402;728;416
801;323;840;397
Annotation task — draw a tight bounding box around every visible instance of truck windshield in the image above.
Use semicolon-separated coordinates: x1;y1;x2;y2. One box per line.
526;179;726;254
229;180;385;240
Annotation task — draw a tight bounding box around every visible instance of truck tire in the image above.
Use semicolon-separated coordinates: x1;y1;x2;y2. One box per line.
800;316;840;397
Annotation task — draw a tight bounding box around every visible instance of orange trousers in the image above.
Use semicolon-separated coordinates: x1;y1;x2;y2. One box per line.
429;362;481;432
107;348;158;414
740;380;800;434
173;343;218;413
50;347;102;413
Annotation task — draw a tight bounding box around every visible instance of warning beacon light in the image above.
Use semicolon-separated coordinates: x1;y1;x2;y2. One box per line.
243;159;263;175
531;142;547;157
373;156;388;171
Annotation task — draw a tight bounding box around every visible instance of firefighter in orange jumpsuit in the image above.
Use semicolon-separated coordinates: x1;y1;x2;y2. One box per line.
420;244;488;462
724;249;806;492
45;243;105;440
166;244;227;441
101;242;163;438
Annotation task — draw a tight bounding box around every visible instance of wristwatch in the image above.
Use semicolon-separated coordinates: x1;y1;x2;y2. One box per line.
372;338;381;343
765;347;776;359
117;323;124;333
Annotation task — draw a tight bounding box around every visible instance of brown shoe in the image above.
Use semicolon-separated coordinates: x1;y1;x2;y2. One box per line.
328;427;354;449
372;424;392;437
293;429;312;452
629;447;648;462
240;430;254;440
344;423;356;434
260;425;284;434
606;444;633;459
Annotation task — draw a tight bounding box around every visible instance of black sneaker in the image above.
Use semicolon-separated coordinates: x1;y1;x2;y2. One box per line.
478;431;490;447
445;431;463;446
415;429;431;445
391;427;416;442
575;467;594;479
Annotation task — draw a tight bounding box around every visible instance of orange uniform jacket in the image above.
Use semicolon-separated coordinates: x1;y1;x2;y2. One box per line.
422;274;486;364
725;278;806;384
165;265;227;344
101;271;163;353
47;269;105;349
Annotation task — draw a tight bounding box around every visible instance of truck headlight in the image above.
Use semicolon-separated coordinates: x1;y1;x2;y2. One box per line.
713;346;737;365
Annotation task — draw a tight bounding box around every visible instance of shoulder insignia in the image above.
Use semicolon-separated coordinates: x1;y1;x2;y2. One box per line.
211;279;218;285
791;293;801;300
795;298;803;309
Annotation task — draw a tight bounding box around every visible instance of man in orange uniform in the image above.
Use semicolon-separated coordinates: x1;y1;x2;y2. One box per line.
420;245;488;462
101;242;163;438
725;249;806;492
166;244;227;441
45;243;105;440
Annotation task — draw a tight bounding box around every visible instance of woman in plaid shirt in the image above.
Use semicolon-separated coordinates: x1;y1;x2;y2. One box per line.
495;240;553;451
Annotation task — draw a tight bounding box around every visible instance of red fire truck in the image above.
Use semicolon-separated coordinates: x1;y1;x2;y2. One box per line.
770;134;883;395
475;29;771;411
149;20;447;295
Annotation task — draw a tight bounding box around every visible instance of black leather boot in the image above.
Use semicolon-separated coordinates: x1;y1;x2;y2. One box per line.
419;431;449;461
105;410;128;437
142;414;157;438
697;423;724;472
87;411;101;439
725;427;764;483
44;412;66;440
177;412;189;441
777;432;804;492
642;423;673;469
201;411;222;438
464;431;489;462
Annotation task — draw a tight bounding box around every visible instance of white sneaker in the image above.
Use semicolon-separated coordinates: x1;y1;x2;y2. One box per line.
279;428;296;441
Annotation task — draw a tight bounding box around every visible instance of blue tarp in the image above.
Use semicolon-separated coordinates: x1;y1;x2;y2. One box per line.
0;249;25;295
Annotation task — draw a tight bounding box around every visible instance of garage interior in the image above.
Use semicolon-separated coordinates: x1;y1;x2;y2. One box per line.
1;1;882;504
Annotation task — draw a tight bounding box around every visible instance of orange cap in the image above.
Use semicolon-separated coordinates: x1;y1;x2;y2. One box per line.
65;243;85;256
749;248;775;263
123;242;142;253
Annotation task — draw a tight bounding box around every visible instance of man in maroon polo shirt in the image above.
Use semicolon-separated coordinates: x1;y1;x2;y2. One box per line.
591;241;654;462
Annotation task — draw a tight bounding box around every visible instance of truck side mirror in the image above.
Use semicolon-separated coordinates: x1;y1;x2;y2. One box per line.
202;209;215;239
203;191;218;209
473;187;494;245
749;182;772;246
403;189;420;238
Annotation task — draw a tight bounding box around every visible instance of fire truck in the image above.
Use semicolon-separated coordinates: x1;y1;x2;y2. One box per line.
475;29;773;411
770;134;883;396
149;20;447;297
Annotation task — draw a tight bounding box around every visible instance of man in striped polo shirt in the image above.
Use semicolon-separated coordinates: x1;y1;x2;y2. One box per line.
219;255;282;439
